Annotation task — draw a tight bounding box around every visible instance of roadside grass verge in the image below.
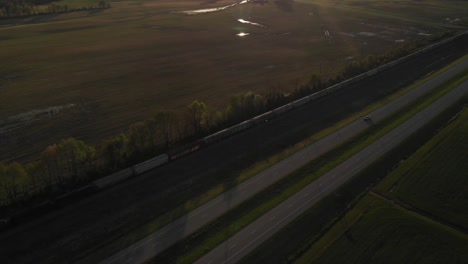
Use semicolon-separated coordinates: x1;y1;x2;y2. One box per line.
295;193;468;264
292;194;380;264
148;61;468;263
375;107;468;230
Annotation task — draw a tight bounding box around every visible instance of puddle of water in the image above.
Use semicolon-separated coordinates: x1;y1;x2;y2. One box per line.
238;19;265;27
237;32;250;37
179;0;250;15
395;39;405;43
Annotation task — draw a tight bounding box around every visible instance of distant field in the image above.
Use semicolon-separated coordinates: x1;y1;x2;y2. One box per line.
377;107;468;230
1;0;467;161
298;194;468;264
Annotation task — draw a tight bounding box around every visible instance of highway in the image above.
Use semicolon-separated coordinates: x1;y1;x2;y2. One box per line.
101;59;468;264
195;73;468;264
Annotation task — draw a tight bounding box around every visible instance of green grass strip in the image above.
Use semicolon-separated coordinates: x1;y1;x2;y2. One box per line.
374;107;468;194
293;194;380;264
295;191;468;264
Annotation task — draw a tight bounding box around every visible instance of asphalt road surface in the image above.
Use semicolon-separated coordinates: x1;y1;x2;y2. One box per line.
102;58;468;264
195;72;468;264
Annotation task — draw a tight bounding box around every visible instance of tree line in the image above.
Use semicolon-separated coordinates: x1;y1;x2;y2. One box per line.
0;85;320;207
0;33;454;207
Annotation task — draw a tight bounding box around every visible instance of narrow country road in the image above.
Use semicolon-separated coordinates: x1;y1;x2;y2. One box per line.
102;59;468;264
